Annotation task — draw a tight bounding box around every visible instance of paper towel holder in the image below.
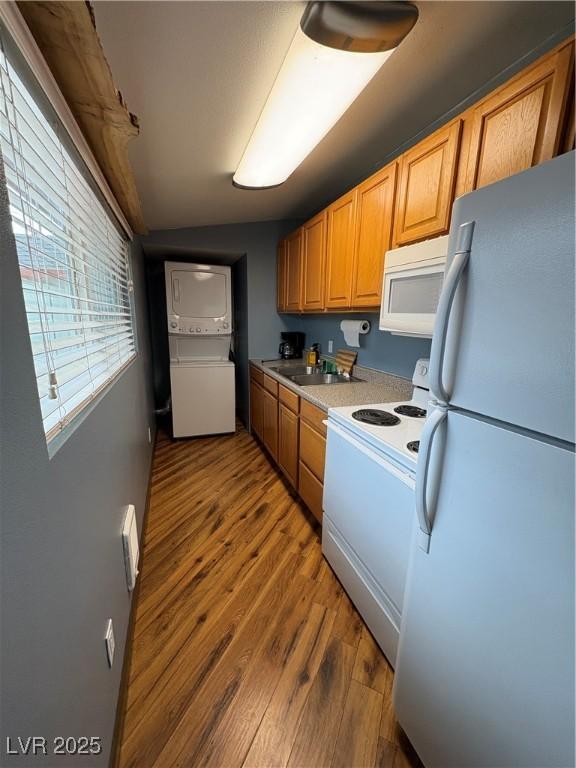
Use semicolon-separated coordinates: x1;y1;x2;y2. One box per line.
340;319;371;348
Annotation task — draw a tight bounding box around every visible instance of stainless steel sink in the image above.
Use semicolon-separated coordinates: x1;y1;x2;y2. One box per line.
269;365;312;376
288;372;360;386
267;365;361;386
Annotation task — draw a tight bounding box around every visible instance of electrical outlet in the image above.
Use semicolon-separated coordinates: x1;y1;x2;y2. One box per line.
104;619;115;668
328;340;333;353
147;426;152;444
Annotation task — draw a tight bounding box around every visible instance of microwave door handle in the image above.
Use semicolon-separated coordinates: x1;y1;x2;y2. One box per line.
415;405;447;553
429;221;475;404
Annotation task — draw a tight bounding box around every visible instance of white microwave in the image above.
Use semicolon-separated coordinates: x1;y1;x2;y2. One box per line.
379;235;449;338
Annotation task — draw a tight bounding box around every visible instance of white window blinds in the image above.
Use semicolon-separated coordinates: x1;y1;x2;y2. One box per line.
0;38;136;442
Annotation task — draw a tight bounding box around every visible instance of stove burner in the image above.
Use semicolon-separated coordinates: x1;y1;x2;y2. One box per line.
352;409;400;426
407;440;420;454
394;404;427;418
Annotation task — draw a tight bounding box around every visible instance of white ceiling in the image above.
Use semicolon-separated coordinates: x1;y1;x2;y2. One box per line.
93;1;574;231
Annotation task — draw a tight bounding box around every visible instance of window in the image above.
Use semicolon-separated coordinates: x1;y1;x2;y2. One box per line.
0;38;136;442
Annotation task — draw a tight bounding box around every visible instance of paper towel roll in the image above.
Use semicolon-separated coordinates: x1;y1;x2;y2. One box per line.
340;319;371;348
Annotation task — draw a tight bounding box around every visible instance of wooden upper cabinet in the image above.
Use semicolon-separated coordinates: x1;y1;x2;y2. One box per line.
302;211;327;311
393;120;462;246
464;42;573;192
351;162;397;308
285;229;303;312
276;39;573;315
276;239;287;312
325;189;358;309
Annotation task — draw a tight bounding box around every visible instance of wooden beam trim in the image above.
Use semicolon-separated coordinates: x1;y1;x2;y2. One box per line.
15;1;147;234
0;0;135;237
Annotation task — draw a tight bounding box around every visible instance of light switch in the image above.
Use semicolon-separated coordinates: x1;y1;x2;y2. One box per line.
122;505;139;591
104;619;115;667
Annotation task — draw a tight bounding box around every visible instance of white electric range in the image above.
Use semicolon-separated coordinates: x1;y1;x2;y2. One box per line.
322;359;430;667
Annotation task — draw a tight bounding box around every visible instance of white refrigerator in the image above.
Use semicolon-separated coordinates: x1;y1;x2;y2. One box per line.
393;152;575;768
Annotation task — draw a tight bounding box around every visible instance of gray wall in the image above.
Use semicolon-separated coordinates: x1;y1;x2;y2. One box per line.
284;313;432;379
143;220;301;424
0;162;155;765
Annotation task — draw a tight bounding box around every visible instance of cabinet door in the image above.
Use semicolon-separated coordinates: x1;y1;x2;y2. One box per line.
262;388;278;461
279;384;299;414
250;380;263;439
285;229;303;312
394;120;462;246
277;239;287;312
299;462;323;523
351;162;397;308
464;42;573;192
299;421;326;482
300;399;327;437
302;211;327;311
325;189;358;309
278;404;299;487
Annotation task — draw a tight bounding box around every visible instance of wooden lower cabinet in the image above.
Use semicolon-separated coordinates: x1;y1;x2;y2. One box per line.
278;404;299;487
261;388;278;461
300;398;327;437
298;401;327;522
298;461;324;523
250;379;263;439
250;374;327;522
263;373;278;396
299;420;326;483
279;383;299;413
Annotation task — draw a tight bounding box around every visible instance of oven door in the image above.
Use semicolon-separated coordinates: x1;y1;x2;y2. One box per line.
379;259;445;337
322;420;415;665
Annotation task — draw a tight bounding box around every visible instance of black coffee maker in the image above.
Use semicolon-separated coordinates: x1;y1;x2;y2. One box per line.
279;331;305;359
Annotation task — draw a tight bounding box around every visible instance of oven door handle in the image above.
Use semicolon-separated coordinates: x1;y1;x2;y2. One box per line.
415;405;447;553
327;421;415;488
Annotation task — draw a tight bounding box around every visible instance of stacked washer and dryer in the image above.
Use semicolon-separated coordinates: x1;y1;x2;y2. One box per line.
164;262;235;438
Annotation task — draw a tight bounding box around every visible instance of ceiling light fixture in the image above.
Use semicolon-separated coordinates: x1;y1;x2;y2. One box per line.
233;2;418;190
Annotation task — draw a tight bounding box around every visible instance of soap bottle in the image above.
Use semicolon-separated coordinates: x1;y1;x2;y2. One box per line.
307;343;320;367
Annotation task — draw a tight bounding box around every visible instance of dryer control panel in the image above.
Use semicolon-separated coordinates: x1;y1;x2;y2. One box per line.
165;262;232;336
168;317;230;335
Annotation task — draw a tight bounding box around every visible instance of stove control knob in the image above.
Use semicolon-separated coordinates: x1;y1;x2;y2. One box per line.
223;321;229;329
196;327;201;333
170;320;177;329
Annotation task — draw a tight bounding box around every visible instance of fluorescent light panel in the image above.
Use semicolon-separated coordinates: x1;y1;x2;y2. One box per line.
233;27;393;189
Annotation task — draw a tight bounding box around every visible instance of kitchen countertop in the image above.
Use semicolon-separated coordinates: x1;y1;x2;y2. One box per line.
249;358;413;412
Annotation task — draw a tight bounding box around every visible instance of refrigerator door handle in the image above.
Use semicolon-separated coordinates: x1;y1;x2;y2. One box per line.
415;405;448;553
429;221;475;404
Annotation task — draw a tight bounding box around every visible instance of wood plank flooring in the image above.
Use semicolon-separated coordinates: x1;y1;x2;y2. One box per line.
116;424;422;768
